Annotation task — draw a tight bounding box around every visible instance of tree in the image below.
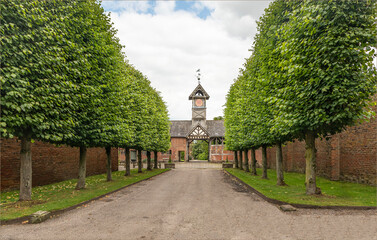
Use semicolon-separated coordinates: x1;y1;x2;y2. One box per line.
191;140;208;160
224;76;245;161
225;0;376;192
1;0;79;200
122;67;170;174
120;67;150;174
101;61;133;181
249;0;295;184
233;151;239;168
274;0;377;194
144;89;171;168
59;0;130;188
244;150;249;172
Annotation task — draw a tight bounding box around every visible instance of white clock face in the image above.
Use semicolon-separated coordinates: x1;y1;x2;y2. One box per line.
195;99;203;107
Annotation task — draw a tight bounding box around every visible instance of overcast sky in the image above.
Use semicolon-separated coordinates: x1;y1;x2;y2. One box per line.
101;0;272;120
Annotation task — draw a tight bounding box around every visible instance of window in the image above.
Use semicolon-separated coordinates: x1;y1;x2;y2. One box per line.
195;91;204;96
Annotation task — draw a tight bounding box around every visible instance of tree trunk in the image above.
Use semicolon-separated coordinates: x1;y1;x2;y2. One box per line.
125;147;130;176
137;149;142;173
305;131;321;195
239;150;243;170
154;151;158;169
261;146;268;179
19;134;32;201
250;148;257;176
76;146;87;190
147;151;152;170
234;151;238;168
244;149;249;172
276;143;286;186
105;146;112;181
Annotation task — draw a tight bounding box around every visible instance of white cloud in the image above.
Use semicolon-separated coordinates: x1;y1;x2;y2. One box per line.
154;1;175;15
203;1;271;39
104;1;271;120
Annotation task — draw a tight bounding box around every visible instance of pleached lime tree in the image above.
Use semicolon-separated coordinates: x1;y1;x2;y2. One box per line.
225;68;260;172
241;57;274;179
224;75;244;169
0;0;79;200
120;65;142;177
224;0;376;194
123;67;155;174
274;0;377;194
145;90;171;170
58;0;129;189
99;60;133;182
248;0;295;184
1;0;170;199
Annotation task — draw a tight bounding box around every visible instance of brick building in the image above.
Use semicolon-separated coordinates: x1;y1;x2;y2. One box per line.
118;82;233;163
167;83;233;162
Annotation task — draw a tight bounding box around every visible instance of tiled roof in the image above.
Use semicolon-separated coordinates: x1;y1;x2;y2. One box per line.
206;120;225;137
170;120;224;138
170;120;192;137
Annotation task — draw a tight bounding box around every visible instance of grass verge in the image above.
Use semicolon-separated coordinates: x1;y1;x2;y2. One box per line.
225;168;376;207
1;169;169;221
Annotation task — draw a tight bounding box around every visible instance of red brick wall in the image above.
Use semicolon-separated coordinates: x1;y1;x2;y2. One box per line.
337;118;376;184
1;138;118;191
169;138;187;161
251;113;376;185
118;149;169;162
210;145;234;162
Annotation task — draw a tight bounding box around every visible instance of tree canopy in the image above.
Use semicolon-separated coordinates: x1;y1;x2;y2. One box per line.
224;0;377;194
1;0;171;199
1;0;77;142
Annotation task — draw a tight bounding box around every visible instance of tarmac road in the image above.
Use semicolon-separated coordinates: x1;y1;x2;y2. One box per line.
1;168;376;240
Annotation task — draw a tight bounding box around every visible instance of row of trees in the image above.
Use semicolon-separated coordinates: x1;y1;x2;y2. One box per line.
225;0;377;194
1;0;170;201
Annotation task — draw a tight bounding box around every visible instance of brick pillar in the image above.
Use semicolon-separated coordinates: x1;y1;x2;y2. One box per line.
186;140;190;162
330;135;340;180
221;139;224;162
208;139;211;162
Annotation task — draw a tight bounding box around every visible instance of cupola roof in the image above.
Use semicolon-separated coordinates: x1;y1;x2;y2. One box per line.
188;84;210;100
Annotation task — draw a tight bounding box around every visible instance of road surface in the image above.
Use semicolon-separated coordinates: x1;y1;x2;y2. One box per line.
1;167;376;240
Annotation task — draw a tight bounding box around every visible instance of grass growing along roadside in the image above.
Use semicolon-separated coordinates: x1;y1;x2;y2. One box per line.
0;169;169;221
226;168;376;207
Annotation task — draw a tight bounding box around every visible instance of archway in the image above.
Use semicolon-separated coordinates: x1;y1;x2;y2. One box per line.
190;140;209;161
186;124;210;161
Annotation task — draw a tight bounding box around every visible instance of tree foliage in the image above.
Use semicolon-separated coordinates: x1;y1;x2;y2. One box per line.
1;0;77;142
274;0;377;138
1;0;171;198
224;0;377;194
191;140;208;160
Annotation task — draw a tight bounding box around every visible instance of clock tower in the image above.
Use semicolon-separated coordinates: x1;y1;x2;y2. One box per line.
189;83;210;128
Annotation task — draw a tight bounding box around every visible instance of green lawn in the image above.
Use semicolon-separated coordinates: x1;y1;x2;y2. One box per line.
0;169;169;221
226;168;376;207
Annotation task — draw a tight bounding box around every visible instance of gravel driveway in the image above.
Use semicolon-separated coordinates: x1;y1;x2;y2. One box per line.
1;168;376;240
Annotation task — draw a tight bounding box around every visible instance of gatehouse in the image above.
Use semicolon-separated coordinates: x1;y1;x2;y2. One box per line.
168;82;234;162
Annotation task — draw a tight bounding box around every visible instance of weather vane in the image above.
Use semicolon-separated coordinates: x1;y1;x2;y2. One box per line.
196;69;201;84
